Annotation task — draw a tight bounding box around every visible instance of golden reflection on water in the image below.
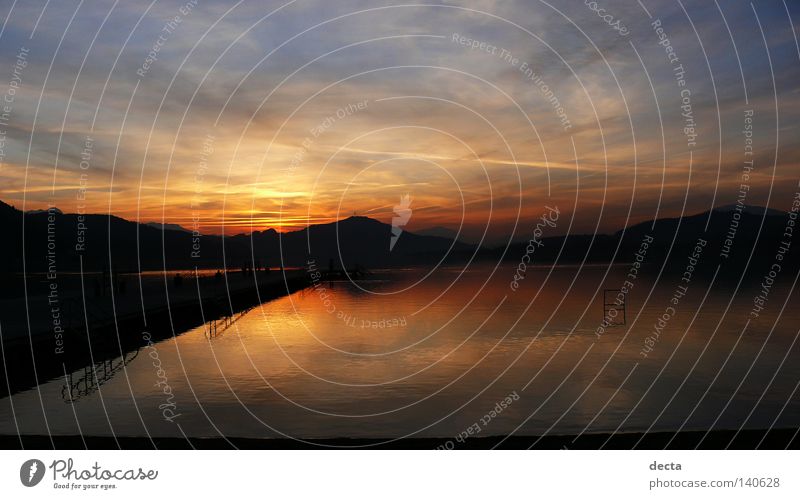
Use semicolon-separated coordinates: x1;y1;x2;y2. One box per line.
1;265;798;439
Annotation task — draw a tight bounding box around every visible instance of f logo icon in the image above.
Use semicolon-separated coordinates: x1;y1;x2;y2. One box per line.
390;194;412;251
20;459;45;487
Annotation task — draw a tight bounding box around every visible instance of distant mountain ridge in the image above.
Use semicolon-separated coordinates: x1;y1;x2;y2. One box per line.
0;201;472;273
495;204;797;281
413;226;460;240
0;200;795;278
711;204;786;217
145;222;192;233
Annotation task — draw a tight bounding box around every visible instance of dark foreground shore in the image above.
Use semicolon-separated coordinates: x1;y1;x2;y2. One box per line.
0;270;310;397
2;428;797;450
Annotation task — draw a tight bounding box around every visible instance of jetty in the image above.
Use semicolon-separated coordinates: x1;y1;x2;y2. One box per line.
0;268;310;397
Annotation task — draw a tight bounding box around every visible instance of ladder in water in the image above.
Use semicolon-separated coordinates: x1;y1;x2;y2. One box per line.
603;289;626;326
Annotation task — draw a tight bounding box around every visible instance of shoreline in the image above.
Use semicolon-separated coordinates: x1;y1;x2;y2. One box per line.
0;270;310;397
1;428;797;450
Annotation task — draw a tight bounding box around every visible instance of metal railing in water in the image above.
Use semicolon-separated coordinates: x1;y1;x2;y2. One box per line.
61;349;140;403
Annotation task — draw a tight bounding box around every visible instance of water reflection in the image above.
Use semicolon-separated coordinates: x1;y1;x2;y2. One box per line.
1;265;798;441
61;350;140;403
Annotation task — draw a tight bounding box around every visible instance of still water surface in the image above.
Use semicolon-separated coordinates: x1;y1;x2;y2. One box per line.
1;265;798;441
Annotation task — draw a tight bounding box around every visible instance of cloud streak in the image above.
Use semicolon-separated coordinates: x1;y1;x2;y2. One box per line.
0;0;797;242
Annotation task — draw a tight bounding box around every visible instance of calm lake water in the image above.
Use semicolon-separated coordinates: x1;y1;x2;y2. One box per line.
1;265;798;442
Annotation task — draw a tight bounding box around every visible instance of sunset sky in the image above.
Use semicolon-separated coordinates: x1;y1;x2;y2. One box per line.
0;0;798;243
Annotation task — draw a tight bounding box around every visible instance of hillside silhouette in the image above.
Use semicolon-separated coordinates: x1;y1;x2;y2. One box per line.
1;200;796;285
0;201;472;277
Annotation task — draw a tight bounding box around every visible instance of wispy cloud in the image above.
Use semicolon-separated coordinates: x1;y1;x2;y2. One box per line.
0;0;797;241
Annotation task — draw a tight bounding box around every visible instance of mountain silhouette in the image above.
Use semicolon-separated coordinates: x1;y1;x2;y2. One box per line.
0;199;795;285
0;201;472;277
145;221;192;233
413;225;466;242
496;206;796;282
